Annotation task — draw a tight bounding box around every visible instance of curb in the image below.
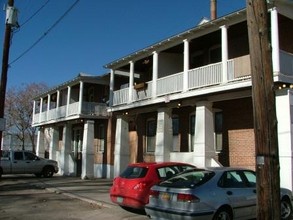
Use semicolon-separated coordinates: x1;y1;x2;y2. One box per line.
45;187;116;208
33;178;117;209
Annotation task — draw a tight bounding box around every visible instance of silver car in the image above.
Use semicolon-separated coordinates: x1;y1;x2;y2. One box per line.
145;167;293;220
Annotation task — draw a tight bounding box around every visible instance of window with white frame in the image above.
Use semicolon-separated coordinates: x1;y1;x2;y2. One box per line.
146;119;156;152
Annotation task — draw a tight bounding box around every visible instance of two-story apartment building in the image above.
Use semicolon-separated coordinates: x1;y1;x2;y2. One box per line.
32;73;112;179
105;2;293;191
32;2;293;191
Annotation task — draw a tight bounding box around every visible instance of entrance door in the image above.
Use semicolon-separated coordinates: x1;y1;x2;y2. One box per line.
73;128;83;177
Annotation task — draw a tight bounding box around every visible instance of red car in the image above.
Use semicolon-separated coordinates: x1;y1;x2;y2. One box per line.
109;162;196;210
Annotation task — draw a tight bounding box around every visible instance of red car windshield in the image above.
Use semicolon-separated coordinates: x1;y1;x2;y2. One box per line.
120;166;148;179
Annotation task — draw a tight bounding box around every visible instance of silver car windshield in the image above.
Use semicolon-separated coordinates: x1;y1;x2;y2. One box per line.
159;170;215;188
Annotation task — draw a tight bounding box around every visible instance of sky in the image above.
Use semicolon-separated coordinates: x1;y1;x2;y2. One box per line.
0;0;246;89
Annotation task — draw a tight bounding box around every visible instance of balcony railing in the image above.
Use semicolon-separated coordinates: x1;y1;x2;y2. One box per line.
32;102;108;125
112;51;293;106
188;62;222;89
157;72;183;96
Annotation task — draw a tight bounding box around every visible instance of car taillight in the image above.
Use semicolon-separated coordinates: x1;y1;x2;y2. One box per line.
177;193;199;203
149;190;160;198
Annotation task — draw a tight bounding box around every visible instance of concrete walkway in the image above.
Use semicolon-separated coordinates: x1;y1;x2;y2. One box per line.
36;175;116;208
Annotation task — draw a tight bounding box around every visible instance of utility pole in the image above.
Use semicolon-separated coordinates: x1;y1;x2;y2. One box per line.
246;0;280;219
0;0;15;156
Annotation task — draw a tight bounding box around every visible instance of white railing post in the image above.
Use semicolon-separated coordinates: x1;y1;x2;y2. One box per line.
271;7;280;74
183;39;189;92
152;51;159;99
221;25;228;83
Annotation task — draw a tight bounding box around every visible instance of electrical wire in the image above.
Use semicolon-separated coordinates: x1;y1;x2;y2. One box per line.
9;0;80;66
20;0;51;28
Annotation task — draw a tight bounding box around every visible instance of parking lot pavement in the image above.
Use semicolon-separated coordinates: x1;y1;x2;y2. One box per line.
34;175;116;208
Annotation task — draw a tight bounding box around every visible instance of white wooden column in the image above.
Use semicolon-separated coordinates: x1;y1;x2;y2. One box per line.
40;98;43;113
56;90;60;108
271;7;280;73
276;89;292;191
221;25;228;83
82;120;95;179
193;101;215;167
49;127;58;161
114;115;129;177
36;127;45;157
155;108;172;162
66;86;71;116
32;100;36;123
183;39;189;92
79;81;84;114
128;61;134;103
47;94;51;121
109;69;115;106
152;51;159;99
61;123;72;175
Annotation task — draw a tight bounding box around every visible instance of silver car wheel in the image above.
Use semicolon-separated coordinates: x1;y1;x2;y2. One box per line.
213;208;232;220
281;199;292;220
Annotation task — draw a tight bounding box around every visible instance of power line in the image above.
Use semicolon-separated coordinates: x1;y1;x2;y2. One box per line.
20;0;51;28
9;0;80;66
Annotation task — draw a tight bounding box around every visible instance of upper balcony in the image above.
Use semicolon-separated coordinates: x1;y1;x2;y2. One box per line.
32;74;109;127
106;9;293;110
111;51;293;107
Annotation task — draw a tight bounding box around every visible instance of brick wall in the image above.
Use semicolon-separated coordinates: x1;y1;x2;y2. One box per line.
214;97;256;170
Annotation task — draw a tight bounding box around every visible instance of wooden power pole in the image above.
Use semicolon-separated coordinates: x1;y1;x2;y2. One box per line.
246;0;280;219
0;0;15;155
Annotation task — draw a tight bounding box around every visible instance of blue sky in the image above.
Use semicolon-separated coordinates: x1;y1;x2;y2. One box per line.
0;0;246;89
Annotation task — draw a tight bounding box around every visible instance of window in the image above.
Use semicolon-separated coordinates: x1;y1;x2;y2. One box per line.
215;112;223;151
243;171;256;187
220;171;245;188
24;152;37;160
159;170;215;188
97;124;105;152
146;119;156;152
14;152;23;160
120;166;148;179
1;151;10;160
157;165;194;180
